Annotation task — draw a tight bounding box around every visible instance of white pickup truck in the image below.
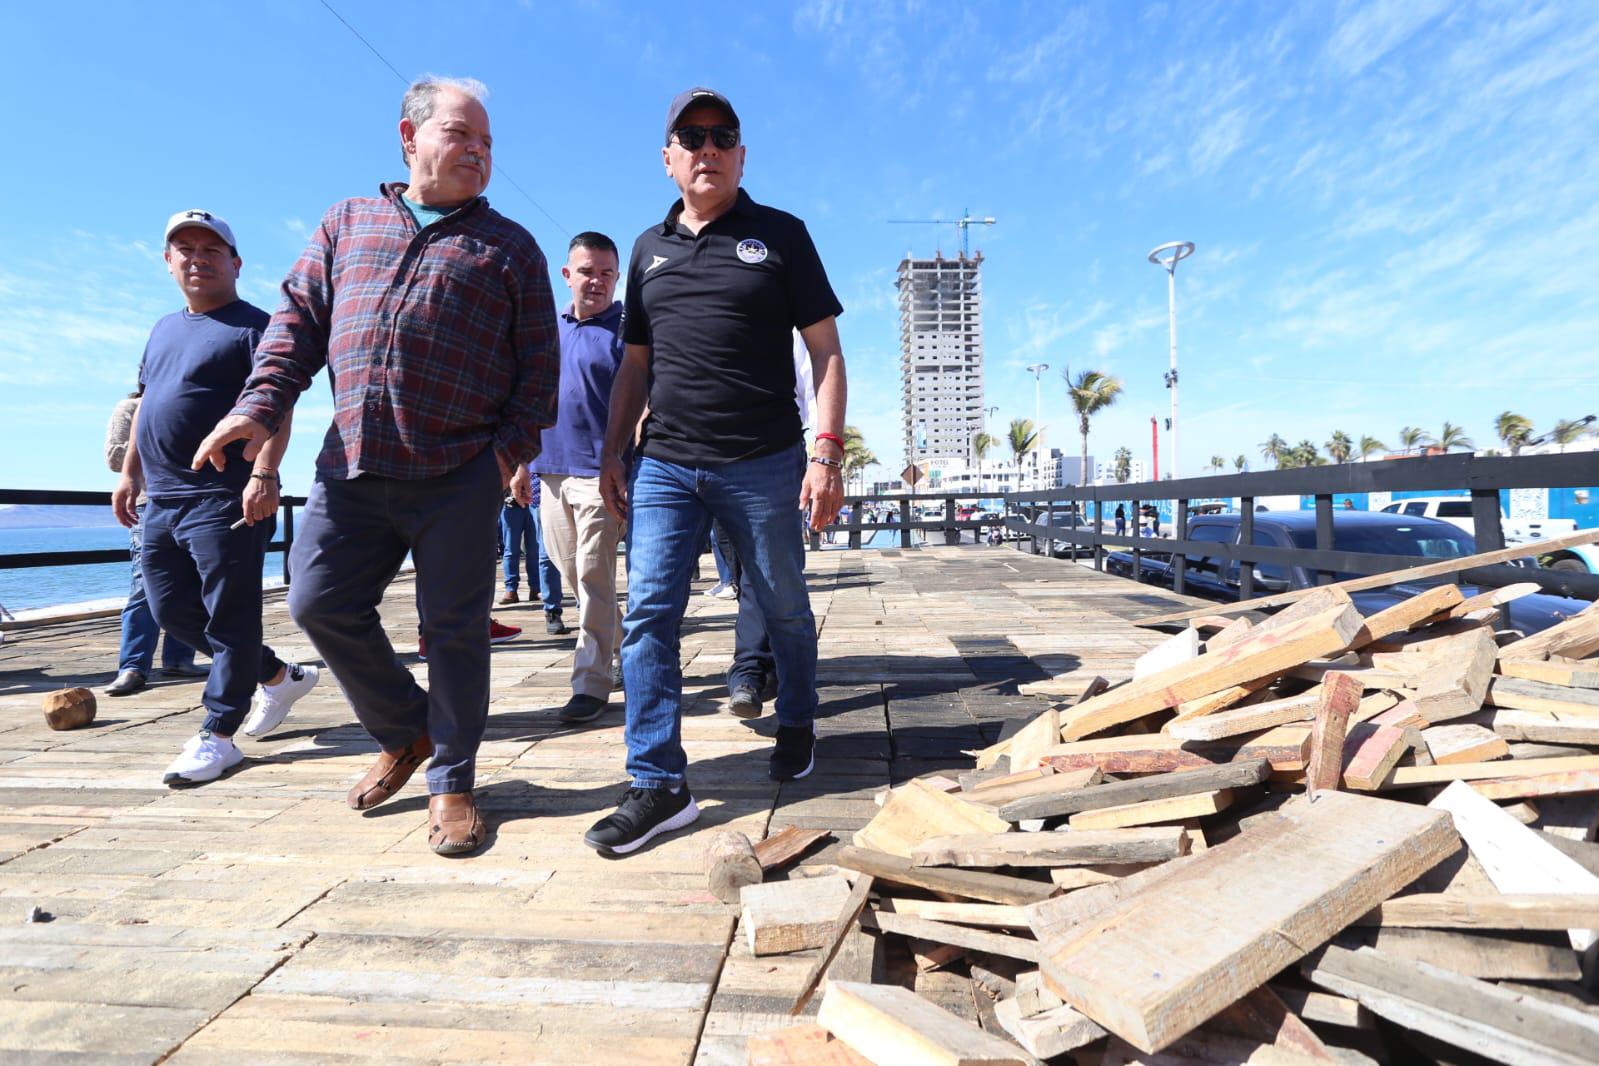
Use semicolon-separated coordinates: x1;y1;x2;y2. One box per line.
1378;495;1597;572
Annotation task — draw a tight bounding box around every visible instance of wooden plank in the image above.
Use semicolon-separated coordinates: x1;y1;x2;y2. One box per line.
1167;675;1277;724
1487;675;1599;716
993;998;1106;1059
1468;767;1599;801
1349;584;1464;649
1340;724;1413;791
879;898;1030;929
817;980;1031;1066
754;826;831;872
1303;944;1599;1066
1000;759;1270;822
1203;615;1256;652
833;847;1054;907
1029;789;1459;1053
1266;983;1374;1031
1497;655;1599;689
1132;526;1599;628
1133;628;1200;679
1421;723;1508;765
961;766;1100;808
1004;707;1059;773
1041;729;1310;776
1054;604;1362;741
1066;789;1233;830
912;827;1190;868
1166;691;1319;741
861;910;1044;963
788;873;876;1015
1446;580;1541;619
1484;708;1599;745
1499;601;1599;662
1344;926;1580;980
1306;671;1363;793
749;1024;871;1065
741;874;853;956
1356;893;1599;930
1430;779;1599;952
1384;754;1599;789
852;779;1010;859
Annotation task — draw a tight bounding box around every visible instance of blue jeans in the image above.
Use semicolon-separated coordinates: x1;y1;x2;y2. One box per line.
500;503;561;612
709;522;737;587
621;443;816;788
119;515;197;674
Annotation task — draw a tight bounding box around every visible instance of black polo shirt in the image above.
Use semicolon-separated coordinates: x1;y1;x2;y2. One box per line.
623;188;842;466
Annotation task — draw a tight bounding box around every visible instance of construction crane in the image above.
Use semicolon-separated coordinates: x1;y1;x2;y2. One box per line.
888;209;996;258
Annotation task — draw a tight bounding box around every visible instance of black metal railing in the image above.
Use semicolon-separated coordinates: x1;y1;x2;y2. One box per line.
805;492;1004;550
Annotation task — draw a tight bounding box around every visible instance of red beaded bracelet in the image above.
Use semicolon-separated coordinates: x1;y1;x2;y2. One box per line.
815;432;844;448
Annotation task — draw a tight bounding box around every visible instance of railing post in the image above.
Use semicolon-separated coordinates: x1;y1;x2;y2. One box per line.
282;500;296;586
899;498;912;549
1173;498;1189;596
944;496;958;546
1132;497;1142;581
1092;490;1104;571
848;501;863;549
1239;497;1255;600
1314;494;1335;585
1470;488;1506;553
1041;498;1053;557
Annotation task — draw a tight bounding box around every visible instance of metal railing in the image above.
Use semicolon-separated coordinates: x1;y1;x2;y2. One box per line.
805;492;1004;550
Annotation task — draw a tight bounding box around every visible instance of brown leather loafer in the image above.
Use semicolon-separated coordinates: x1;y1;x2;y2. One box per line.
346;735;433;811
428;791;486;856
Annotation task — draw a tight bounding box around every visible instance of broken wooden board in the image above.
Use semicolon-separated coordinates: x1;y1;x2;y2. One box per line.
1341;723;1416;791
1383;754;1599;789
961;766;1101;809
860;910;1044;964
1203;615;1256;652
994;998;1106;1059
1468;766;1599;801
1486;675;1599;716
1349;584;1465;650
1167;675;1277;724
852;778;1010;859
912;827;1190;868
1000;759;1270;822
1497;655;1599;689
755;826;832;872
817;980;1031;1066
834;846;1054;907
1408;628;1497;724
789;873;876;1015
1166;691;1320;741
1447;580;1540;619
1498;601;1599;662
748;1024;872;1065
1355;892;1599;931
1042;728;1310;776
1482;708;1599;745
1430;779;1599;952
1133;628;1200;679
741;874;854;956
1307;671;1363;792
1421;723;1508;765
1303;944;1599;1066
1028;789;1459;1053
1066;789;1233;831
1004;707;1060;773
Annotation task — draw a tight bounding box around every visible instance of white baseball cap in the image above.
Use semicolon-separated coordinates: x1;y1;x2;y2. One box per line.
164;209;237;252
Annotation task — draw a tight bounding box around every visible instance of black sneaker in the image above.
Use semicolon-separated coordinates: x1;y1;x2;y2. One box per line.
546;612;569;636
770;725;815;781
725;685;762;719
584;785;700;856
558;693;607;724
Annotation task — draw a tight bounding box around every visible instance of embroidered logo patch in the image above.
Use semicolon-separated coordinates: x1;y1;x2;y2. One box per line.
647;255;669;272
736;238;768;264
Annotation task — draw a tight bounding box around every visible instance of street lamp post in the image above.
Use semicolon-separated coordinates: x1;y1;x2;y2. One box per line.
1025;364;1048;490
1147;241;1195;481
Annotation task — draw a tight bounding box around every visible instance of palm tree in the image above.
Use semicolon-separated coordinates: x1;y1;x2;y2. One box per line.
1551;418;1586;452
1113;446;1132;484
1259;434;1287;468
1063;367;1122;486
1398;426;1431;455
1325;430;1353;465
1358;435;1387;460
1496;411;1533;456
1007;418;1037;488
1233;455;1247;473
1436;422;1474;453
1280;440;1323;468
1208;455;1226;473
971;431;995;494
841;426;876;495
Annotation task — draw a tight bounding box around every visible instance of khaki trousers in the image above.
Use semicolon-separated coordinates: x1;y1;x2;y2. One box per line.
539;474;623;699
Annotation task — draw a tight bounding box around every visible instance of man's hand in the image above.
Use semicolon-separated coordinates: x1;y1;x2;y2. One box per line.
510;464;532;507
112;474;141;528
599;454;629;523
241;474;279;526
494;449;515;489
192;415;271;472
800;460;844;531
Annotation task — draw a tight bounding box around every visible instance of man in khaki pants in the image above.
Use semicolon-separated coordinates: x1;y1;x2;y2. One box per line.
515;232;627;723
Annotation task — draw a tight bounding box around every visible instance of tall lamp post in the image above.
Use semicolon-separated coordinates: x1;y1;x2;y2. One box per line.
1147;241;1194;480
1025;363;1048;489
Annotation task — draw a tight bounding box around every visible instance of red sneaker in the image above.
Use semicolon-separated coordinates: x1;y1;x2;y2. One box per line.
489;619;522;645
417;635;426;661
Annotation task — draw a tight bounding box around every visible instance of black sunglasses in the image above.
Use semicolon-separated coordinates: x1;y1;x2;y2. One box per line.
671;124;740;151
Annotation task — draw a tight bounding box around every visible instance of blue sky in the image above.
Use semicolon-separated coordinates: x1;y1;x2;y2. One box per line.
3;0;1598;495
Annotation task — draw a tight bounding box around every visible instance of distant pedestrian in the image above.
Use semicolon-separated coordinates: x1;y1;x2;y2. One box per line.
1342;498;1355;510
498;476;566;633
1113;503;1126;536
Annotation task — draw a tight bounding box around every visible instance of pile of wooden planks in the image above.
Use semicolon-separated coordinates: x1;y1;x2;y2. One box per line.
749;582;1599;1064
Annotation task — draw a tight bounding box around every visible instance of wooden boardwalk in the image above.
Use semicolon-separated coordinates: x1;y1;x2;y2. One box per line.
0;546;1194;1064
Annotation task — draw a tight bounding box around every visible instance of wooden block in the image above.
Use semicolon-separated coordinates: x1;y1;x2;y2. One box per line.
1368;699;1425;728
42;687;96;730
1430;780;1599;952
913;827;1190;868
1410;629;1497;724
1383;754;1599;789
1029;789;1459;1053
1134;628;1200;679
789;873;876;1015
741;874;853;956
1053;604;1362;742
755;826;831;872
862;909;1044;963
1422;723;1508;765
1341;724;1413;791
994;997;1106;1058
1344;925;1580;980
749;1024;872;1066
817;980;1031;1066
1303;943;1599;1065
1000;759;1269;822
834;846;1054;906
1067;789;1233;830
1015;968;1065;1015
703;829;762;904
1006;707;1059;773
1307;671;1363;792
879;898;1030;929
1042;728;1311;776
853;778;1011;859
1497;655;1599;689
1358;892;1599;930
1487;675;1599;716
962;766;1100;808
1349;584;1465;649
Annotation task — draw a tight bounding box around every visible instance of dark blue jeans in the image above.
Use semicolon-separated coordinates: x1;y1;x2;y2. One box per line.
141;495;284;735
119;515;197;674
499;503;561;611
287;448;501;794
621;443;816;788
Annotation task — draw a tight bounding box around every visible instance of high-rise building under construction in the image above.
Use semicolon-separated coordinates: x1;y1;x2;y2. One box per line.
898;251;985;468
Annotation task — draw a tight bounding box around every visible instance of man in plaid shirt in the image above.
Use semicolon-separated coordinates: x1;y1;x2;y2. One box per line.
194;76;560;857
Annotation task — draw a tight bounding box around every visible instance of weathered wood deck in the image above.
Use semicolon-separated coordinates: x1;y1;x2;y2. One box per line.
0;546;1196;1064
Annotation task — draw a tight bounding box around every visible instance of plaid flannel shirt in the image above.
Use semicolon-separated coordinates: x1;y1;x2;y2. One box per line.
233;183;559;480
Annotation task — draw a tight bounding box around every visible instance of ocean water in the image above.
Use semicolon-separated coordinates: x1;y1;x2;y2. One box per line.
0;527;286;613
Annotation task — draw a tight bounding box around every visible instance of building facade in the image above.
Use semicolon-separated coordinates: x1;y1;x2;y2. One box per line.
898;252;986;468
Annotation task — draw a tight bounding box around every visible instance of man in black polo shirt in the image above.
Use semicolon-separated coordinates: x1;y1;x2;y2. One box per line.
584;88;848;856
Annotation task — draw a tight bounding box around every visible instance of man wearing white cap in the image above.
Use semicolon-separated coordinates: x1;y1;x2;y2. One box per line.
113;210;319;787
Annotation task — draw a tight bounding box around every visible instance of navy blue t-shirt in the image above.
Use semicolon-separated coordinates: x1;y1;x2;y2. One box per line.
531;301;625;478
136;300;271;500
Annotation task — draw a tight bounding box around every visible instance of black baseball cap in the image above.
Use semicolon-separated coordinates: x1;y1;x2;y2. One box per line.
664;87;739;144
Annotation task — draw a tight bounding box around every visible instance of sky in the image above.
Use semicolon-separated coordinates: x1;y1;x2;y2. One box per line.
3;0;1598;496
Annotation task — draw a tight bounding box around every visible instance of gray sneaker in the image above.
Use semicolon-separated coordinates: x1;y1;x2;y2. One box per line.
558;693;608;724
725;685;762;719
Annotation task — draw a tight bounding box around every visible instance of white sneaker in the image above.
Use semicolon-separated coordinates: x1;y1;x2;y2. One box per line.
703;583;727;598
162;730;243;786
712;584;739;600
241;663;320;737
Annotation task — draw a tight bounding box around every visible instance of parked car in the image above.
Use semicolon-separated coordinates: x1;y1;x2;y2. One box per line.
1105;511;1587;635
1377;495;1598;573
